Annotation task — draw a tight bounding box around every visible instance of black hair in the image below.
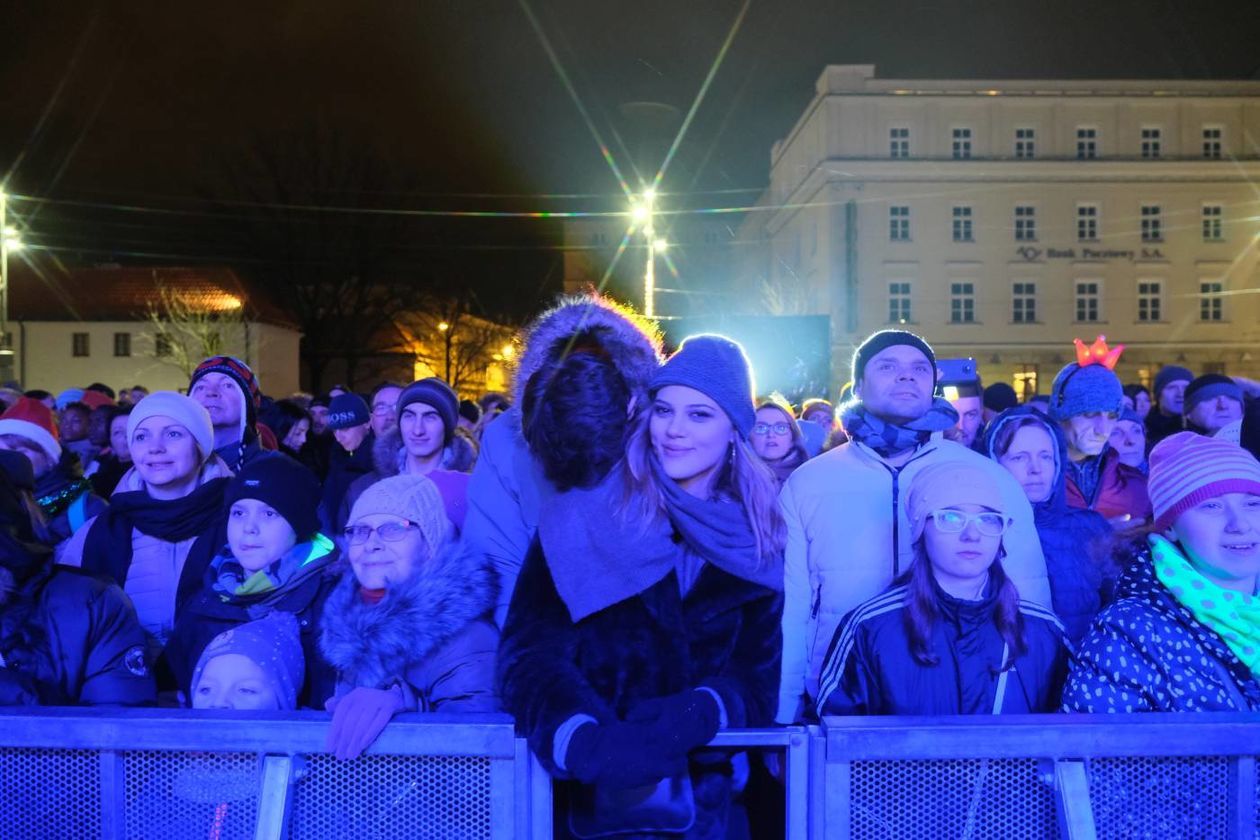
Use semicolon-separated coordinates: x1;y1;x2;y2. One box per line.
85;383;116;399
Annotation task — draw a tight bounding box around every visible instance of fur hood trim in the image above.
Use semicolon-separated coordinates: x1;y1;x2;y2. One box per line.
371;429;477;477
511;294;663;411
318;541;495;689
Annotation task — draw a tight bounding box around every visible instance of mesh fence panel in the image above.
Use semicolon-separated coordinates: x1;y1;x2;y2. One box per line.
290;753;493;840
1087;755;1229;840
849;758;1055;839
0;747;101;839
123;750;261;840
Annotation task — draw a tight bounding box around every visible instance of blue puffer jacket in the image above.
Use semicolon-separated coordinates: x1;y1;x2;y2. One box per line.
1062;545;1260;712
985;407;1114;643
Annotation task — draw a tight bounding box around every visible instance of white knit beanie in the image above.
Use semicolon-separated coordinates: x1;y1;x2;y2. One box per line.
348;474;452;557
127;391;215;462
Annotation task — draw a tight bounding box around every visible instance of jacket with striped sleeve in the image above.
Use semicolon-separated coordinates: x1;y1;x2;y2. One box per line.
814;577;1069;717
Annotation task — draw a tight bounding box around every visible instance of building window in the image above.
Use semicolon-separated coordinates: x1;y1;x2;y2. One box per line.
889;126;910;158
1075;280;1101;323
1076;204;1099;241
702;229;722;245
1076;127;1098;160
1014;127;1035;159
952;206;974;242
155;332;172;357
1012;281;1037;323
1203;126;1223;159
952;127;972;160
888;282;912;323
72;333;89;357
950;282;976;323
1140;127;1162;159
889;205;911;241
1200;281;1224;322
1202;204;1223;241
1140;205;1162;242
1137;280;1163;322
591;232;609;246
113;332;131;357
1014;205;1036;242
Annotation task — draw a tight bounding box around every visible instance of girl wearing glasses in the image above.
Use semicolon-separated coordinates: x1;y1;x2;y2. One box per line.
750;396;810;483
815;462;1068;717
497;335;784;836
319;473;498;760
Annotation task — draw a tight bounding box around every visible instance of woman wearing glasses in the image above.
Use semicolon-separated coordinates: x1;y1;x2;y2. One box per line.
319;473;498;760
750;396;810;483
815;462;1068;717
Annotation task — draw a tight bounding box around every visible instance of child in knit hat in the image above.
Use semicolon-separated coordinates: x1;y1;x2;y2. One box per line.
816;462;1068;718
190;612;304;710
1064;432;1260;713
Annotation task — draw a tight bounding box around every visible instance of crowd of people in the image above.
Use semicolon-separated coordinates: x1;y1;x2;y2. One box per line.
0;294;1258;836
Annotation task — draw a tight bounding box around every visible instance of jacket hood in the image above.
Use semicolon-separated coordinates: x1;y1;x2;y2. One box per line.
984;405;1069;517
318;539;495;689
511;294;663;412
370;428;477;477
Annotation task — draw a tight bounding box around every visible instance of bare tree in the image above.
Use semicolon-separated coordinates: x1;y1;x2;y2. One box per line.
401;289;518;393
141;281;246;378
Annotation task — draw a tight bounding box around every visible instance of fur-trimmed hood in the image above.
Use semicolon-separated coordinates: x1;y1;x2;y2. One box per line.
511;294;663;412
319;541;495;689
370;428;477;478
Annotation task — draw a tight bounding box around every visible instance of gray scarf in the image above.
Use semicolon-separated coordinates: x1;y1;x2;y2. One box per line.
840;398;960;458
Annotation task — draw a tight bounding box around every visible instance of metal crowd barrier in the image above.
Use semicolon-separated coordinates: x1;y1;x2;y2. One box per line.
1;708;1258;839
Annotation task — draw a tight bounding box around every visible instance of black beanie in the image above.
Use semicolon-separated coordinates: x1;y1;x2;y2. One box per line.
225;453;321;540
851;330;937;384
983;382;1019;413
398;378;459;445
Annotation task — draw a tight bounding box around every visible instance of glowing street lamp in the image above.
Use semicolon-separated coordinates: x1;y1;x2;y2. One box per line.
631;189;661;318
0;190;20;369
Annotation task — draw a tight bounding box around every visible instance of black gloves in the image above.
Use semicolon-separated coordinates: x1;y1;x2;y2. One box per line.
625;688;722;754
564;720;690;789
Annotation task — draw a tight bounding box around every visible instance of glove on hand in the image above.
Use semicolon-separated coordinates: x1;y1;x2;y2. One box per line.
625;688;721;753
564;720;690;789
326;685;405;760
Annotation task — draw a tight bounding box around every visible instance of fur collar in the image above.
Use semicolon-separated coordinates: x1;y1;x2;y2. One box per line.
511;294;663;412
318;541;495;689
371;429;477;477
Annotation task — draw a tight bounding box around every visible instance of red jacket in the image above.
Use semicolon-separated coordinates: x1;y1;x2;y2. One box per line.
1066;448;1152;522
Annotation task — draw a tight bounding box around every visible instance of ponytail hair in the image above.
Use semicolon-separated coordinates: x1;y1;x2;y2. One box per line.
899;539;1027;671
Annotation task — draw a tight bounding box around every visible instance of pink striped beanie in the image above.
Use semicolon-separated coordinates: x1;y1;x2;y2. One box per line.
1148;432;1260;530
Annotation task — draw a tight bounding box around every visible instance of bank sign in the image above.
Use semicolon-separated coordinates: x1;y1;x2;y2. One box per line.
1015;246;1166;263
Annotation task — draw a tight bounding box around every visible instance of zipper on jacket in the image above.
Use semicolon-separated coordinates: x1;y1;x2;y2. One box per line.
810;585;822;619
876;447;935;581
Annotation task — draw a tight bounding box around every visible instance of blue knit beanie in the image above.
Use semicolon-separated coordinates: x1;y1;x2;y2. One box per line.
1153;365;1194;400
649;334;756;438
1048;362;1123;421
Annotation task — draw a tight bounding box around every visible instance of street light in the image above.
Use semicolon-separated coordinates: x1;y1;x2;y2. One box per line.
631;189;660;318
0;191;20;373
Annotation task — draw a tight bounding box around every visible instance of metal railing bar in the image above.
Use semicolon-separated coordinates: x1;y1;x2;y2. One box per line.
1053;759;1096;840
784;727;811;840
254;754;295;840
489;757;516;840
98;749;125;840
1227;756;1257;840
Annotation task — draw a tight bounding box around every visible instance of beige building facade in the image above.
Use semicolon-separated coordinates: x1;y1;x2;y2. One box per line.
741;65;1260;397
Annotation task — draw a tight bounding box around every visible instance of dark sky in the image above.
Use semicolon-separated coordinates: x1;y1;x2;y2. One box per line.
3;0;1259;312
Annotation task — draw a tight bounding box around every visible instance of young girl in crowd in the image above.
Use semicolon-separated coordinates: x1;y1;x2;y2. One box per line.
749;396;809;484
816;463;1068;716
190;612;304;711
165;453;339;706
498;335;784;838
319;473;498;760
1064;432;1260;712
986;406;1115;642
60;392;233;667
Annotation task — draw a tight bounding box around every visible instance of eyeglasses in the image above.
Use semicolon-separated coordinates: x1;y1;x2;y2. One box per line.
751;422;792;436
928;509;1010;537
343;521;418;545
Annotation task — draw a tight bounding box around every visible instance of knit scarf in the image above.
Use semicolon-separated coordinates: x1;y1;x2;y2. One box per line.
1151;535;1260;677
210;533;335;598
81;478;231;591
840;398;960;458
539;461;782;623
35;478;93;520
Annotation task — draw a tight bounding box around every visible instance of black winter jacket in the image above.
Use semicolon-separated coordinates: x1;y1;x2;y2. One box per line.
816;579;1068;717
1;564;155;706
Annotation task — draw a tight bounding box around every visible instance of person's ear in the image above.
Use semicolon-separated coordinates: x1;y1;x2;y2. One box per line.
1164;524;1179;542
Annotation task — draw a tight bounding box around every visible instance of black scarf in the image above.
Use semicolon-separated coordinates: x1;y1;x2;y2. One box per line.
81;478;230;597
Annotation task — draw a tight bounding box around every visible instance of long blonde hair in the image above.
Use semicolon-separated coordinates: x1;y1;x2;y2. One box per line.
620;402;786;565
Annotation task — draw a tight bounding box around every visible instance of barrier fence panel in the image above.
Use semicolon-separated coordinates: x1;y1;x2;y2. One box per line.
822;713;1260;840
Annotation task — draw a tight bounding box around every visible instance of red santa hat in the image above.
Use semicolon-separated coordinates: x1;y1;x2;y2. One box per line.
0;397;62;464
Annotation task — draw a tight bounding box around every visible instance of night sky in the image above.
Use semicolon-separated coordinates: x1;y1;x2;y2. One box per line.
3;0;1259;318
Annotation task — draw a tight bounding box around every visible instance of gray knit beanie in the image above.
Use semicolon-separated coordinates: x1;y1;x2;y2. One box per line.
649;334;756;438
347;474;452;558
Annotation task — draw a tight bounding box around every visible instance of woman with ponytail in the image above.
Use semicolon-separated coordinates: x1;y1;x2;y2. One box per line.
498;334;784;838
815;463;1068;717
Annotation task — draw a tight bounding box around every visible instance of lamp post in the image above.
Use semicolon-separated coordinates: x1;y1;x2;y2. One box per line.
437;320;451;382
0;191;21;381
632;189;659;318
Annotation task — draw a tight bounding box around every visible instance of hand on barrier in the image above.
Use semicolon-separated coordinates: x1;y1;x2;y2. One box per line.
625;688;721;753
325;685;405;760
564;721;690;789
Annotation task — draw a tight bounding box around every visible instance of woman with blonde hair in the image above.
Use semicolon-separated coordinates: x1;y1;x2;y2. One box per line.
498;334;785;838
